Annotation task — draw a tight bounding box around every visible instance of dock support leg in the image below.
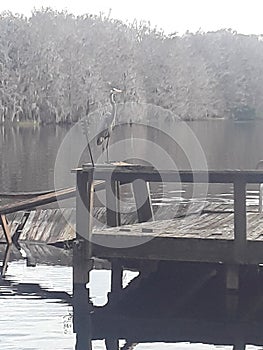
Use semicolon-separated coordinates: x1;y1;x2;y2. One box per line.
111;259;123;294
106;179;121;227
0;215;13;276
233;340;246;350
132;179;154;223
225;264;240;318
105;338;119;350
1;214;12;245
1;244;12;277
108;259;123;305
73;169;94;350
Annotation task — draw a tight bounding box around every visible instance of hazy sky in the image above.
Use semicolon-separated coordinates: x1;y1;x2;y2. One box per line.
1;0;263;35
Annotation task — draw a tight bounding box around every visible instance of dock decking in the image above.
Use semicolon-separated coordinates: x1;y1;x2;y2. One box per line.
92;211;263;265
2;166;263;266
73;165;263;266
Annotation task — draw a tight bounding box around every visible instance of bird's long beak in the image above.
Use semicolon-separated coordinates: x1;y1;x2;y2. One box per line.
112;88;122;93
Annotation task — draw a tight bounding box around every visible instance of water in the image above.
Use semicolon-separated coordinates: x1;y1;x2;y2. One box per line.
0;261;74;349
1;120;263;349
1;120;263;192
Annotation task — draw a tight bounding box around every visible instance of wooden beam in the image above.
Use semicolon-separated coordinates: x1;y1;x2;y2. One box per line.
0;189;55;199
1;243;12;276
92;235;236;263
106;180;121;227
74;169;94;281
0;214;12;245
105;338;119;350
259;184;263;212
73;169;94;335
0;181;104;216
132;179;154;223
81;166;263;184
234;179;247;263
111;259;123;294
12;211;30;244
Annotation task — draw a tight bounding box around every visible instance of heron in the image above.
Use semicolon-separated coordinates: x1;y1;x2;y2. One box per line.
96;87;122;162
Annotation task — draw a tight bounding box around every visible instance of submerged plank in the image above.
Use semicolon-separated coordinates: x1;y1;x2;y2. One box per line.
1;207;263;267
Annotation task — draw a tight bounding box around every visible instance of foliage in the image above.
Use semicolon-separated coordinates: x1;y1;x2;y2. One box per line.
0;9;263;123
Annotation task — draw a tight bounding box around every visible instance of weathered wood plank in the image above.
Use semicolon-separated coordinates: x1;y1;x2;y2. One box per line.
0;189;54;199
0;187;76;215
0;181;104;215
2;210;263;244
2;208;263;265
80;167;263;184
0;214;12;245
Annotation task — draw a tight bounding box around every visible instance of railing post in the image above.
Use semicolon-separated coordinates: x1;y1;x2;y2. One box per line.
73;168;94;349
233;178;247;263
106;179;121;227
132;179;154;223
256;160;263;212
259;184;263;212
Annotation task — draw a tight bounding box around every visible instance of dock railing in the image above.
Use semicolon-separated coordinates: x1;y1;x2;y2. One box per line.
256;160;263;212
75;166;263;262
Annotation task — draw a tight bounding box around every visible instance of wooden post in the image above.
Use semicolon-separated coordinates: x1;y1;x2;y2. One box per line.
256;160;263;213
1;244;12;277
116;181;121;226
106;179;121;227
233;340;246;350
225;264;239;319
111;259;123;295
12;211;30;244
259;184;263;212
132;179;154;223
73;168;94;347
105;338;119;350
0;214;12;245
233;179;247;263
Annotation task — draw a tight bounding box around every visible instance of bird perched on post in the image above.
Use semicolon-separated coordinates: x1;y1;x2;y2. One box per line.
96;87;122;162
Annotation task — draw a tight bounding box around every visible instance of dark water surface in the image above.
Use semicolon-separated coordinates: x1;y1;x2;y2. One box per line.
1;120;263;349
1;120;263;192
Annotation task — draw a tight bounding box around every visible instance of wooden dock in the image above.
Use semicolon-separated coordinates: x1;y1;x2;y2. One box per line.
74;165;263;265
70;164;263;350
2;164;263;349
2;165;263;269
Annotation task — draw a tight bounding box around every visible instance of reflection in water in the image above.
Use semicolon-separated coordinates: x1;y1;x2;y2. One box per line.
1;257;263;350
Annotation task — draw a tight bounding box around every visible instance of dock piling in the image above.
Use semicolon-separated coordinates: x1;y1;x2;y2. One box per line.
73;168;94;340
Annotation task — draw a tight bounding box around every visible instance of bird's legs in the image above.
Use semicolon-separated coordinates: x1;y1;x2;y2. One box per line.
106;137;110;163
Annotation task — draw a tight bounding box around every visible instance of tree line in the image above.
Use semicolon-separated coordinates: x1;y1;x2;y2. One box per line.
0;8;263;124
